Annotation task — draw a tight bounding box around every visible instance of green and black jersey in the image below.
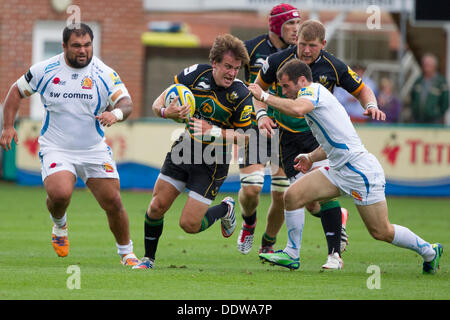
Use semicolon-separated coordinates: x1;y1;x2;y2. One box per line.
243;34;287;127
258;47;365;133
160;64;253;198
174;63;253;146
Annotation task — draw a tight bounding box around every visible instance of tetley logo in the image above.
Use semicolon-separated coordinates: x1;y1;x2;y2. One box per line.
382;134;401;165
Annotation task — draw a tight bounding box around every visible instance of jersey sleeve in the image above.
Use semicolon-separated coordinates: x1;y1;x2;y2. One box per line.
243;39;253;84
103;69;131;107
16;61;47;97
174;64;210;87
257;55;278;87
231;88;253;130
336;62;365;96
297;85;320;107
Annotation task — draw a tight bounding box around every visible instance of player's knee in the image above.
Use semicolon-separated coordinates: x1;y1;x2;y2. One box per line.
271;176;290;194
149;197;169;216
101;193;123;213
47;189;72;206
179;218;200;234
283;188;306;210
240;171;264;198
240;185;261;201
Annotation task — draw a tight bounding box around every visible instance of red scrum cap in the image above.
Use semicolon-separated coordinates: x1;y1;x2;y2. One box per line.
269;3;300;38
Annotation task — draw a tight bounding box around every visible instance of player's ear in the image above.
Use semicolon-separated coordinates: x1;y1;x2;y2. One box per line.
298;76;305;86
322;39;327;48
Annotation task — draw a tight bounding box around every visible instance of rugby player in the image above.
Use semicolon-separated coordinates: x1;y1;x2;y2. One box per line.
133;34;253;269
0;23;139;266
237;3;301;255
253;20;375;269
249;59;443;274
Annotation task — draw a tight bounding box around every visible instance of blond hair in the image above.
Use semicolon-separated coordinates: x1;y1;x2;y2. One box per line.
298;19;326;42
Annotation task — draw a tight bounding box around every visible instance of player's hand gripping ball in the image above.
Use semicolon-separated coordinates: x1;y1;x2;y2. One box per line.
163;84;196;123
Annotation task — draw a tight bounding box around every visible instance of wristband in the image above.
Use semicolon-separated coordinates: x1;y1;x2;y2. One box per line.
260;91;270;103
208;125;222;139
160;107;166;118
296;153;313;163
256;109;268;121
111;108;124;121
365;102;378;110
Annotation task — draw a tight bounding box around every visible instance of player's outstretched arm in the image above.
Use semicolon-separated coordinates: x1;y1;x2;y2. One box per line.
363;104;386;121
252;77;277;138
0;83;23;151
249;83;314;117
355;85;386;121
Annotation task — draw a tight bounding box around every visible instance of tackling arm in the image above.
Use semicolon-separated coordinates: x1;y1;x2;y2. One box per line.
249;83;314;117
252;76;271;113
354;85;385;121
253;76;277;137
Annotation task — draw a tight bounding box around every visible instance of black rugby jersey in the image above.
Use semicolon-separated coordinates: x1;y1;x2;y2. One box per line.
244;34;290;126
174;63;253;144
258;48;365;132
244;34;283;85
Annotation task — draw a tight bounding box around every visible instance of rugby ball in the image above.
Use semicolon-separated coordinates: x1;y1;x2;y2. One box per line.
163;84;196;123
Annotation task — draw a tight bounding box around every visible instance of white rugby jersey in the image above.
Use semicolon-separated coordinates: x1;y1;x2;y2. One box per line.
17;53;130;151
297;82;368;168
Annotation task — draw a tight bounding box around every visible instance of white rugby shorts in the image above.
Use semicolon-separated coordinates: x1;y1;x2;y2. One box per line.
39;143;119;182
319;153;386;205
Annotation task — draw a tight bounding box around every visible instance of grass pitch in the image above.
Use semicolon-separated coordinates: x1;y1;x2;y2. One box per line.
0;182;448;301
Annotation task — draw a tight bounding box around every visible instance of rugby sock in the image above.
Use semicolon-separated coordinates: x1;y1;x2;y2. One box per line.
144;213;164;260
242;211;257;226
116;240;133;255
261;232;276;248
319;200;342;255
199;202;228;232
284;208;305;259
50;213;67;228
392;224;436;262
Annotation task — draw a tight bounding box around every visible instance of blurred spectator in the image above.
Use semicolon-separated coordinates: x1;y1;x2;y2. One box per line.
410;53;449;124
334;64;378;123
376;77;402;123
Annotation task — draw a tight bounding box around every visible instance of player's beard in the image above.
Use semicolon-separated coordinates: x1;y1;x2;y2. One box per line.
66;53;92;68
